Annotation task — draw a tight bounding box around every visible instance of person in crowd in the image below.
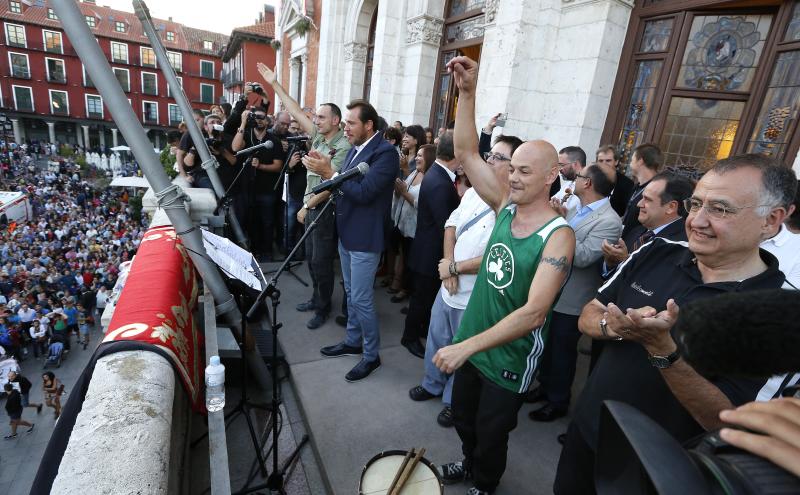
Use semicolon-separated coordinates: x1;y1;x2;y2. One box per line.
529;165;621;422
425;127;435;147
393;121;404;131
757;163;800;288
257;63;352;330
42;371;63;419
786;180;800;234
435;55;575;495
389;145;434;304
409;134;522;427
8;370;42;414
77;303;90;350
303;99;399;382
4;383;34;439
595;145;635;217
554;154;795;495
400;125;428;194
551;146;586;218
620;143;664;237
175;109;208;186
401;133;461;359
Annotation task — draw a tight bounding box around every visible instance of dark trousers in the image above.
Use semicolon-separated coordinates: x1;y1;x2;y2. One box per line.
401;272;439;342
537;311;581;408
554;421;597;495
452;362;524;493
305;206;336;316
253;192;279;256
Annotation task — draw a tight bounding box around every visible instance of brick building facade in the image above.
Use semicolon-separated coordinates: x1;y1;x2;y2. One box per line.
0;0;227;150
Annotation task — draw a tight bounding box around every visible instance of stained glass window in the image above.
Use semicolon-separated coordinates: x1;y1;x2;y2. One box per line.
445;16;485;44
640;18;673;53
433;72;452;132
448;0;486;17
786;3;800;42
747;50;800;157
677;15;773;92
618;60;663;166
659;97;744;171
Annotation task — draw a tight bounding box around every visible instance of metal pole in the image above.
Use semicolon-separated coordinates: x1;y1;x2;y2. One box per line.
131;0;248;248
50;0;271;391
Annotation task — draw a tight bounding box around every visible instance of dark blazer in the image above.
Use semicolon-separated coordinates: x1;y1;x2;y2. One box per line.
610;171;635;217
408;163;461;276
620;181;649;239
602;217;687;280
336;134;399;253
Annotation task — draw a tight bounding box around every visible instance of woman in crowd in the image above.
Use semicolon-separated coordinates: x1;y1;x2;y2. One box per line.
42;371;63;419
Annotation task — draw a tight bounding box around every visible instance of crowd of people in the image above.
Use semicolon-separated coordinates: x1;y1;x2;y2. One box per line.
1;144;141;439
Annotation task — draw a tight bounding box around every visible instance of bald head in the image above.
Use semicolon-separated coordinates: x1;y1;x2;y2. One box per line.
508;140;560;205
513;140;559;171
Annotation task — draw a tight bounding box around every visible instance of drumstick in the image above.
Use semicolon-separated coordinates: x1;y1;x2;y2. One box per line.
386;448;414;495
390;447;426;495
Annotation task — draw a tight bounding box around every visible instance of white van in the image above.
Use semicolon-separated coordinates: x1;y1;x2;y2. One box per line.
0;191;32;223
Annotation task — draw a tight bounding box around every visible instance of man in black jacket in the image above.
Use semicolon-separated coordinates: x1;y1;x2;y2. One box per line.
8;370;42;414
596;145;634;217
4;383;35;439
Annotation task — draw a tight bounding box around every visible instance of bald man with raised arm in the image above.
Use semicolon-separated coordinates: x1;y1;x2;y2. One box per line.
433;56;576;495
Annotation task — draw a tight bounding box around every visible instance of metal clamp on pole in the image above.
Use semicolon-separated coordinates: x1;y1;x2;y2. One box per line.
153;184;191;210
201;158;219;172
215;295;238;316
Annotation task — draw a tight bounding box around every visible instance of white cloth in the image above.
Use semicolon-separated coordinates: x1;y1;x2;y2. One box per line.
96;290;109;309
436;161;456;183
441;188;496;309
553;176;580;218
761;224;800;288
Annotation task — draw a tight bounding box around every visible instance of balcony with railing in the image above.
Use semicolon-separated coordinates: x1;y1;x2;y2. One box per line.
221;69;242;89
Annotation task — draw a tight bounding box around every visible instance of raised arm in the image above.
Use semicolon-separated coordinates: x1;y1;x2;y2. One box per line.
256;63;315;136
448;56;507;213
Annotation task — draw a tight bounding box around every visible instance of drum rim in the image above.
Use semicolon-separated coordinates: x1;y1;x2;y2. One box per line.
358;449;443;494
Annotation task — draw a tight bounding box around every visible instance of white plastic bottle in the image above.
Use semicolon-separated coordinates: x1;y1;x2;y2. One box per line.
205;355;226;413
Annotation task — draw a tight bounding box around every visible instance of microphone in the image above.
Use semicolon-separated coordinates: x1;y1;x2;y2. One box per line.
311;162;370;194
236;140;274;157
286;135;310;142
674;289;800;378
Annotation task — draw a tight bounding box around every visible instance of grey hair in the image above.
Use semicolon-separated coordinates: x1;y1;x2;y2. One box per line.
711;154;797;216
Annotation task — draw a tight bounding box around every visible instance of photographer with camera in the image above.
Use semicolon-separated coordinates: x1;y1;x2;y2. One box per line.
177;112;236;190
257;62;351;329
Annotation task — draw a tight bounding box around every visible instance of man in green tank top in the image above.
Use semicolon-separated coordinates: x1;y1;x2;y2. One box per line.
433;56;577;495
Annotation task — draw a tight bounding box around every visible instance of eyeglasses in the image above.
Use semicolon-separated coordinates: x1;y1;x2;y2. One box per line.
483;152;511;163
575;173;590;180
682;198;771;219
253;115;266;120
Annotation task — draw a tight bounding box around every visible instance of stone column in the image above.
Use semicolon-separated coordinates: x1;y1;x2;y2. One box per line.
111;128;118;148
154;132;160;150
11;119;22;144
82;125;90;149
75;124;83;147
99;127;106;149
393;13;444;125
341;41;368;102
47;122;56;143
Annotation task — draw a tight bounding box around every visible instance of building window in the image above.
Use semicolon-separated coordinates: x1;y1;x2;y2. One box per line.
363;8;378;100
168;76;182;97
113;67;130;92
45;58;66;83
200;83;214;103
9;1;21;14
168;104;183;126
166;31;175;42
86;94;103;119
8;52;30;78
115;21;126;33
83;65;94;88
12;85;33;111
166;51;182;72
47;8;57;20
111;42;128;64
43;30;63;54
200;60;214;79
5;23;26;48
49;90;68;115
143;101;158;123
141;47;156;67
142;72;158;95
747;50;800;156
203;40;213;51
85;15;96;28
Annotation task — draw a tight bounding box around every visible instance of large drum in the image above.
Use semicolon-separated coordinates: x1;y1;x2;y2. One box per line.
359;450;444;494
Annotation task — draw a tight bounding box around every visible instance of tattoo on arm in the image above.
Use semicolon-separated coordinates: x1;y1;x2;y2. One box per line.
539;256;570;273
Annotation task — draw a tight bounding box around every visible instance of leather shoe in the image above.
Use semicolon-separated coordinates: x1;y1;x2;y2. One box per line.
402;339;425;359
408;385;440;401
345;357;381;382
437;406;454;428
523;385;547;404
306;313;328;329
528;402;568;422
335;315;347;327
296;299;316;312
320;342;363;358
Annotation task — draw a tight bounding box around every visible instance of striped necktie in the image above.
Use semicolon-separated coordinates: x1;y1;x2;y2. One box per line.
632;229;655;251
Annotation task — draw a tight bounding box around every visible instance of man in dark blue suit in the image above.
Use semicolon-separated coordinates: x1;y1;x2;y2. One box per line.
304;100;398;382
402;131;461;358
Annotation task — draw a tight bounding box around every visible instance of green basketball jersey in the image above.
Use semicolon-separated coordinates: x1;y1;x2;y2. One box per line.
452;206;571;393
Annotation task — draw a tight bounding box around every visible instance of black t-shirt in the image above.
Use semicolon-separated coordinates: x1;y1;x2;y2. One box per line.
575;238;786;449
241;128;283;193
4;389;22;415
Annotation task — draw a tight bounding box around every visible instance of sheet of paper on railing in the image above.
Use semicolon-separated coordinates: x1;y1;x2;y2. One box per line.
201;230;264;291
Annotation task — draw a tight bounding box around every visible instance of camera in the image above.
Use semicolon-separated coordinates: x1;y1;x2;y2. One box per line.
205;124;225;151
251;82;264;95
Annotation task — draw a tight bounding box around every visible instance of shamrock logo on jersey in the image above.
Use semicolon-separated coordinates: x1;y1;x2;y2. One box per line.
486;242;514;290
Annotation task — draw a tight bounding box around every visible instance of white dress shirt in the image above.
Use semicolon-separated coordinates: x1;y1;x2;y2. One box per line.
761;224;800;288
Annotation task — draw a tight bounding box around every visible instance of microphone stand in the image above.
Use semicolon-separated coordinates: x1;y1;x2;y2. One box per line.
240;191;338;494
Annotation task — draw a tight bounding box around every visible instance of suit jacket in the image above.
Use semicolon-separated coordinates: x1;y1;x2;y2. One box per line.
610;171;635;217
601;217;688;281
336;134;399;253
408;163;461;276
555;201;622;316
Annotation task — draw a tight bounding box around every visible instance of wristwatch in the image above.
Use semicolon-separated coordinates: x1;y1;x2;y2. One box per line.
302;202;309;210
648;350;680;369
